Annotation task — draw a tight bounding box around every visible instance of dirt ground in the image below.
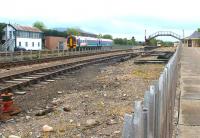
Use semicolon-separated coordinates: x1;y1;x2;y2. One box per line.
0;56;164;138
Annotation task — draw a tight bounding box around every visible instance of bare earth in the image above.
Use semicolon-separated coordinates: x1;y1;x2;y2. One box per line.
0;57;164;138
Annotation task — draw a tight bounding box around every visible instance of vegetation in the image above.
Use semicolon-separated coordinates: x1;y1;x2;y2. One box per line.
0;23;6;42
113;37;137;45
66;28;80;36
102;34;113;39
33;21;46;31
44;29;67;37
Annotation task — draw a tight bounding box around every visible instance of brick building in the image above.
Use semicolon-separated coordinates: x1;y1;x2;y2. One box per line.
45;36;67;50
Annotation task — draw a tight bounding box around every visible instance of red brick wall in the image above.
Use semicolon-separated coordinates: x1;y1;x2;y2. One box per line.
45;36;67;50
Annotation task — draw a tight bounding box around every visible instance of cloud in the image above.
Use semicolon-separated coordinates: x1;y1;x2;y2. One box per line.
0;0;199;41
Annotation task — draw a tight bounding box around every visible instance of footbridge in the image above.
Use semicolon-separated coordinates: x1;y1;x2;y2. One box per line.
145;31;182;44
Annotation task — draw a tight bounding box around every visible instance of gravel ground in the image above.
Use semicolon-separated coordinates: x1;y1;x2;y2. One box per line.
0;55;164;138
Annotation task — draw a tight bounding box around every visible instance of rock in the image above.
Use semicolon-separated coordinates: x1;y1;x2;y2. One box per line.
51;98;62;105
8;135;21;138
77;123;81;127
57;91;63;94
103;85;106;89
84;95;89;98
114;130;120;134
25;116;31;120
14;91;26;95
69;119;73;123
35;108;54;116
106;119;117;125
86;119;99;127
42;125;53;132
63;106;71;112
103;93;107;97
123;94;127;97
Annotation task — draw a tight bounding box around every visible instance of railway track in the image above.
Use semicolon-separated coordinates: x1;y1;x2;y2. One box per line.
0;49;137;69
0;51;137;93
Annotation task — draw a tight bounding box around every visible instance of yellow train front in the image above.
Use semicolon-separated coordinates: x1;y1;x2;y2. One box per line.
66;35;77;49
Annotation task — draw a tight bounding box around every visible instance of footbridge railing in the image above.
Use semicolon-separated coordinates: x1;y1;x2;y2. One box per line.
122;44;182;138
146;31;182;42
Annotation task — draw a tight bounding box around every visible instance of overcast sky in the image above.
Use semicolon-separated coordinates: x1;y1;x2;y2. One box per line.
0;0;199;41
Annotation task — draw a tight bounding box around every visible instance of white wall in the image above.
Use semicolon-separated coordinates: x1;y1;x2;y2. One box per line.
2;25;15;40
16;38;42;50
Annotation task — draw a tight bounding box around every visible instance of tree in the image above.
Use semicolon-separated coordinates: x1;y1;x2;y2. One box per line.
33;21;46;31
66;28;80;36
0;23;6;42
149;38;158;46
102;34;113;39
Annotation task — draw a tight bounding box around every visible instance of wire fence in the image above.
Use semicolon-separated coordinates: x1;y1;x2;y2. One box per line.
122;44;182;138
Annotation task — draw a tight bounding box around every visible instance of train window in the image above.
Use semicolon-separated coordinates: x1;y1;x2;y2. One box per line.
25;42;28;47
32;42;34;47
19;42;21;46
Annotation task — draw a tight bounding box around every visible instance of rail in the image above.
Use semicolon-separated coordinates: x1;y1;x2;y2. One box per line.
122;44;182;138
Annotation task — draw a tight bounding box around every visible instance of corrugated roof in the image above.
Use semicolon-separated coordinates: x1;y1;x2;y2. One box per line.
185;31;200;39
11;24;42;33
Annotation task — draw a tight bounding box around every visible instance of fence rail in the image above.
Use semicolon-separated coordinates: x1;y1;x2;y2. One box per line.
0;46;114;63
122;44;182;138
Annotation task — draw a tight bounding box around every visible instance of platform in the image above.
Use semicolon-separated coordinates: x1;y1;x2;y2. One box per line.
178;47;200;138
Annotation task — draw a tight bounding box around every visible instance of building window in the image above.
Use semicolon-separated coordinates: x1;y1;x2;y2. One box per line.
19;42;21;46
32;42;34;47
38;42;40;47
25;42;28;47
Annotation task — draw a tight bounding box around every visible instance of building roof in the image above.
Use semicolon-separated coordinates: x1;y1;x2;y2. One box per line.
11;24;42;33
185;31;200;39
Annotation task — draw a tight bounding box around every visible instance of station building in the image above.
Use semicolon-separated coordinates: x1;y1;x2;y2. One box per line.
2;24;43;51
184;31;200;47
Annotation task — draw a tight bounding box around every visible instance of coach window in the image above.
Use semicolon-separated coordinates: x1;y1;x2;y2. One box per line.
19;42;21;46
38;42;40;47
32;42;34;47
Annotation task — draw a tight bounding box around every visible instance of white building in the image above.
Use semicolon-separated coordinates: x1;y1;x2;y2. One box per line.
2;24;43;51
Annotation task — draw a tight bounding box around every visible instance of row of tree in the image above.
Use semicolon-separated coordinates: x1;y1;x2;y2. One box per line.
33;21;138;45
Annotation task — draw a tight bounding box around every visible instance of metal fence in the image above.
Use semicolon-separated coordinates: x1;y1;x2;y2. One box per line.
0;46;113;62
122;45;182;138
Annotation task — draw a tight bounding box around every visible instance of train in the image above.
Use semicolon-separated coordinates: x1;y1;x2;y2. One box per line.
66;35;113;49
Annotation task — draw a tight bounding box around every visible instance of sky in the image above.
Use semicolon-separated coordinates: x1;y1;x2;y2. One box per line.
0;0;200;41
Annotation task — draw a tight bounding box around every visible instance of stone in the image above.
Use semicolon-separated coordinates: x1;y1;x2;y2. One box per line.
106;119;117;125
42;125;53;132
84;95;89;98
63;106;71;112
69;119;74;123
86;119;99;127
114;130;120;134
25;116;31;120
35;108;54;116
14;91;26;95
8;135;21;138
51;98;62;105
57;91;63;94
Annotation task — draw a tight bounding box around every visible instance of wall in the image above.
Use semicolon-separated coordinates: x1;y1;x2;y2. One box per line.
2;25;15;40
45;36;67;50
16;38;42;50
